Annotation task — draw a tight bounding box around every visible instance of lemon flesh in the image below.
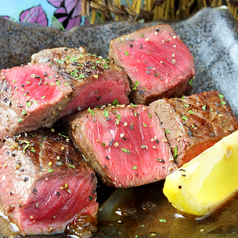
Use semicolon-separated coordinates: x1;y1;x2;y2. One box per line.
163;130;238;217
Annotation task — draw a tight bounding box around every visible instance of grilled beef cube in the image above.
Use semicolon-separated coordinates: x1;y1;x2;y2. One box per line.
0;63;72;140
108;24;195;105
150;91;238;167
0;129;98;235
31;47;131;118
66;104;177;188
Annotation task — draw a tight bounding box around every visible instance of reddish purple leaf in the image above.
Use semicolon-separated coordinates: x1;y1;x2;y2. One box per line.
65;0;82;17
65;16;80;30
1;16;10;20
53;6;80;30
19;5;48;26
47;0;64;8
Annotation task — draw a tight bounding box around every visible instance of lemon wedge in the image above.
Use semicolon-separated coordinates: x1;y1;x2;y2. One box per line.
163;130;238;217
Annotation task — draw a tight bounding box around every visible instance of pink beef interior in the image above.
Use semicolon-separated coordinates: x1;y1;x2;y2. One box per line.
85;105;176;187
60;70;130;118
18;172;97;234
4;63;71;114
112;26;195;95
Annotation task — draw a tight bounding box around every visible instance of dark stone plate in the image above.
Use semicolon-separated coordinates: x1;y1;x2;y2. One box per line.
1;6;238;238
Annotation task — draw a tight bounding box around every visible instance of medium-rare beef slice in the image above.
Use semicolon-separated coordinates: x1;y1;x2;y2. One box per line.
31;47;131;118
66;104;177;188
149;91;238;167
0;63;72;140
108;24;195;105
0;129;98;235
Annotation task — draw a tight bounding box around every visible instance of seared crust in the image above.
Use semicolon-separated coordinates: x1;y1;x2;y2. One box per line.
32;47;125;88
150;91;238;167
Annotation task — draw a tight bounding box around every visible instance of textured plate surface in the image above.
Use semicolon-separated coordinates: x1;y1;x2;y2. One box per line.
1;6;238;238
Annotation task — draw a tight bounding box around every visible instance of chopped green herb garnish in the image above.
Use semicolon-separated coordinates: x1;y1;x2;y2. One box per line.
218;94;224;99
88;107;95;116
116;114;121;120
125;50;129;56
112;99;119;106
95;89;98;94
13;79;16;83
202;105;206;111
58;132;68;138
78;73;86;79
26;81;31;84
48;168;54;173
184;104;190;108
30;148;36;153
22;110;27;115
182;116;188;121
220;100;226;105
130;103;138;108
96;61;101;64
188;78;194;86
143;122;147;127
121;148;130;153
57;59;64;64
141;33;144;37
103;64;109;69
68;164;75;169
132;81;139;90
41;96;46;99
101;143;106;148
18;118;23;123
56;81;61;86
71;57;78;62
159;219;166;223
188;110;194;114
132;166;138;169
64;83;70;86
165;129;170;133
174;146;178;158
149;113;152;119
104;110;109;118
26;101;31;107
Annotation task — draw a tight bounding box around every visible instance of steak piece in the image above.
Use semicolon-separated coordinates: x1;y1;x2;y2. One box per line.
0;129;98;235
150;91;238;167
0;63;72;140
108;24;195;105
31;47;131;118
66;104;177;188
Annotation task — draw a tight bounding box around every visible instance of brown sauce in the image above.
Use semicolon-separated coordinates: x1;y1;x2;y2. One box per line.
2;180;238;238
